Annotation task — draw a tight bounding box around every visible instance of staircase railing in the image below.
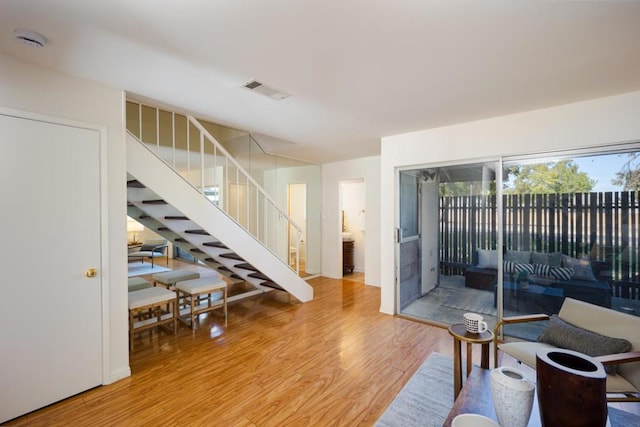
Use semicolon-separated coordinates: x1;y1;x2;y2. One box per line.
126;100;302;274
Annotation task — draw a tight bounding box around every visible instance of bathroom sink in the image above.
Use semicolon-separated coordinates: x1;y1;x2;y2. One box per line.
342;232;352;240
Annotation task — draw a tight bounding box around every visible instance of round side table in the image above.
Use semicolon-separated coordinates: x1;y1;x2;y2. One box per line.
448;323;494;399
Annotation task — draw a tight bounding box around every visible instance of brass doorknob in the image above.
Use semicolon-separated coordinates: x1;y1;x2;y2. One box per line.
85;268;97;278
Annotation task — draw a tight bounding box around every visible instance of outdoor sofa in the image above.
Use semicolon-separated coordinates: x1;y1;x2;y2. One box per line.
464;249;612;314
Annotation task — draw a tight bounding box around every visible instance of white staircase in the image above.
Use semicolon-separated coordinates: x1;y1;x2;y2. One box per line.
127;133;313;303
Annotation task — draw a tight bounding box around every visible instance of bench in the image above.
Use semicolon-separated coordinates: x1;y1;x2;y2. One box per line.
128;277;152;292
128;287;177;350
152;270;200;289
175;275;227;330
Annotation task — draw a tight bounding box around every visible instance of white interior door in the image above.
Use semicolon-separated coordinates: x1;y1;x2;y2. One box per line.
0;114;103;423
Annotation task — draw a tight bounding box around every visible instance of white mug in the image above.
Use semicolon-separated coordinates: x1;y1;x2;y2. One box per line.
464;312;488;333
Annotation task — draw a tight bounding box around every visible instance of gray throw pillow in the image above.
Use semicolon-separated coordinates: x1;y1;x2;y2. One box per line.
537;315;631;374
505;250;531;264
561;255;597;281
531;251;562;267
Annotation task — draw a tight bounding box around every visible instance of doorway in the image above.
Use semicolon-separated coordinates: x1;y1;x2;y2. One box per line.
0;113;104;423
339;180;366;280
288;183;307;276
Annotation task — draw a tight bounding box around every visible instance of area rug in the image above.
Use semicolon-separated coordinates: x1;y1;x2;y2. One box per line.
375;352;454;427
127;262;171;277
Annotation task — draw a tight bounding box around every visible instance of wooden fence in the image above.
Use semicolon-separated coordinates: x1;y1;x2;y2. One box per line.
439;191;639;281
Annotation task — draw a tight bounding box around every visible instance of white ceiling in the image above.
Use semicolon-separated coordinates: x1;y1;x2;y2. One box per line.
2;1;640;164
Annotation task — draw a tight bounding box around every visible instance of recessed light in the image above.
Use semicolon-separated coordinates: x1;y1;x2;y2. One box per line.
13;29;47;48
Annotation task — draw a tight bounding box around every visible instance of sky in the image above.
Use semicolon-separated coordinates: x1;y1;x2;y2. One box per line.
573;153;629;192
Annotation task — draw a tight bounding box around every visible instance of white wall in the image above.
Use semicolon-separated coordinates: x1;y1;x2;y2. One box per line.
322;156;381;287
0;53;129;382
380;90;640;314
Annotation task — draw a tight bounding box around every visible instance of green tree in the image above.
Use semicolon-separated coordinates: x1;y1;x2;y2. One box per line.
612;153;640;191
439;181;497;196
505;160;594;194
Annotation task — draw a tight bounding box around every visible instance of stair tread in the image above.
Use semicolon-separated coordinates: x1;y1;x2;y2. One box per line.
185;229;210;235
260;281;283;290
203;242;227;248
127;180;145;188
165;216;189;220
220;253;244;261
248;272;270;281
236;263;257;272
142;199;167;204
190;248;205;254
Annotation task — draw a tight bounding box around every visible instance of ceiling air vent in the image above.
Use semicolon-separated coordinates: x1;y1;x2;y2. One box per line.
13;29;47;48
242;79;290;101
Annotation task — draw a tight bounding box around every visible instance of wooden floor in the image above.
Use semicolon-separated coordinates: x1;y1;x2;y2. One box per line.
7;263;459;426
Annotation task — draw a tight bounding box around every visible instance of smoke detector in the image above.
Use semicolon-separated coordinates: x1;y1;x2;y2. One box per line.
242;79;290;101
14;29;47;48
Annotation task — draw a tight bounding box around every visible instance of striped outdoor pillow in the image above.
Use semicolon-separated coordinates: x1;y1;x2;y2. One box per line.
513;263;534;275
533;263;551;277
549;266;575;281
503;260;516;274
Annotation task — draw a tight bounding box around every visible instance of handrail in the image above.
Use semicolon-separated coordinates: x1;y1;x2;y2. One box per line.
127;100;302;274
187;116;303;234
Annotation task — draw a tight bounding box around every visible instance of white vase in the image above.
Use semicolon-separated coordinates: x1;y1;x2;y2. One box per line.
490;366;535;427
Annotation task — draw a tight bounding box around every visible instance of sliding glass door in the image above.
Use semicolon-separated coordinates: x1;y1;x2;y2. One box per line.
501;150;640;340
397;145;640;337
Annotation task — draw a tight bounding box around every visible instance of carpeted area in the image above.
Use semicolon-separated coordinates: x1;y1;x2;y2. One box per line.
375;352;454;427
127;262;171;277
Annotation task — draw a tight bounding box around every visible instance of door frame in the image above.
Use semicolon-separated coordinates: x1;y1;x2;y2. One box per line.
0;106;110;384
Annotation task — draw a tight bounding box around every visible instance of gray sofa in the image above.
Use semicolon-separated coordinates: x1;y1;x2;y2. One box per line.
464;249;612;314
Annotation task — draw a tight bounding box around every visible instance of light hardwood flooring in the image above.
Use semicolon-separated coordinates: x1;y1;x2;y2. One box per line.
8;259;639;425
7;261;457;426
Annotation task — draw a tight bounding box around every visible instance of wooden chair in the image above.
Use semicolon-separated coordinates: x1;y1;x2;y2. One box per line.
494;298;640;402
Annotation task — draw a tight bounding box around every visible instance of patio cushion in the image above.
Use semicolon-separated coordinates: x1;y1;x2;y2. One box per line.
505;250;531;264
531;251;562;267
562;255;597;281
477;249;498;269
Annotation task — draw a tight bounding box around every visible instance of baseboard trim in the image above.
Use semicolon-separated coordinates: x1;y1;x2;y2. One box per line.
106;366;131;384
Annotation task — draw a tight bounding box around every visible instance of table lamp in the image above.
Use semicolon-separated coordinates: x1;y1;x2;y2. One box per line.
127;216;144;243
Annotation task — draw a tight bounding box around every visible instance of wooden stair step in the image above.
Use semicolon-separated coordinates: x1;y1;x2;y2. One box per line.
248;272;270;281
231;274;244;281
164;216;189;220
203;241;227;248
190;248;205;254
185;229;210;235
236;263;257;272
127;180;145;188
220;253;244;261
157;227;169;231
174;238;188;243
218;266;231;272
260;281;284;291
142;199;167;205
